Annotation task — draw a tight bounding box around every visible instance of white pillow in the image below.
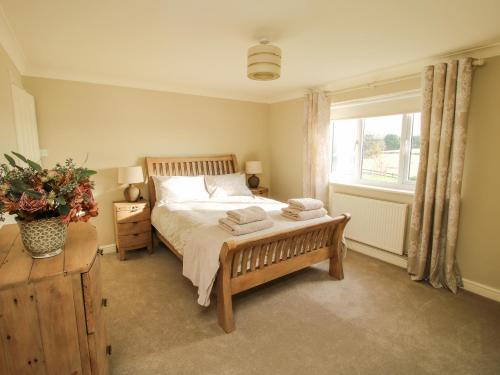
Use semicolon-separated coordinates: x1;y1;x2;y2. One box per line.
205;173;252;198
153;175;209;203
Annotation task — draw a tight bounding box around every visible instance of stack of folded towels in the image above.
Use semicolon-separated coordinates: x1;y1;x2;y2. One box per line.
219;206;273;235
281;198;327;221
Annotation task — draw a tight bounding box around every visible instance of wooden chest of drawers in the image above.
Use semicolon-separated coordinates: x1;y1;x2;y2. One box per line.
0;222;110;375
113;200;153;260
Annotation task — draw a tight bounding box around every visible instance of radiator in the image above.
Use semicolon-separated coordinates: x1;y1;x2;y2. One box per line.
330;193;408;255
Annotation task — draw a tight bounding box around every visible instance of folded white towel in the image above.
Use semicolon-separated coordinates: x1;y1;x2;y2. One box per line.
288;198;324;211
281;207;327;221
219;217;273;236
226;206;267;224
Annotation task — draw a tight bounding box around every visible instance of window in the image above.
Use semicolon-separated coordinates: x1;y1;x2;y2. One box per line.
331;112;421;190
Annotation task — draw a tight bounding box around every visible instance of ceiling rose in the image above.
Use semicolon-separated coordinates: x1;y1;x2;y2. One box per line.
247;39;281;81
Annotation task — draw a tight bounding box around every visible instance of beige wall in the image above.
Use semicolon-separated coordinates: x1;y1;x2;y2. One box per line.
268;65;500;291
23;77;270;245
268;98;304;202
457;55;500;290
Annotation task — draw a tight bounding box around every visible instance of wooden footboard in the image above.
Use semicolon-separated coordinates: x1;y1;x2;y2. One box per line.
217;214;351;333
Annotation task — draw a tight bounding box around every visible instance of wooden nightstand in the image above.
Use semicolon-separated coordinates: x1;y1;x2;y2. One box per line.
250;187;269;197
113;200;153;260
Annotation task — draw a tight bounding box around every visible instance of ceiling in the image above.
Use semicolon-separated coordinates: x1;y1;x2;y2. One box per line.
1;0;500;102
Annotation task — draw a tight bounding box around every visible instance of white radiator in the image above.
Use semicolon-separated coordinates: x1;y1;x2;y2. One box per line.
330;193;408;255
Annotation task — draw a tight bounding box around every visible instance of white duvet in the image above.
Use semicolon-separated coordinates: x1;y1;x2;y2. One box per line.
151;196;334;306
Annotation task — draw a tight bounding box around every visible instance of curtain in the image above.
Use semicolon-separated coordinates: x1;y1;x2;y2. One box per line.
303;90;331;206
408;58;474;292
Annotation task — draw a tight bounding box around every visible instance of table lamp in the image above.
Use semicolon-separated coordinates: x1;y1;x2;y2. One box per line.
118;166;144;202
245;161;262;188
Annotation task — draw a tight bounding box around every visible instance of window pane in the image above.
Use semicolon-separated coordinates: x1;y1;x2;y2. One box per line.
332;119;358;181
361;114;402;183
409;113;421;181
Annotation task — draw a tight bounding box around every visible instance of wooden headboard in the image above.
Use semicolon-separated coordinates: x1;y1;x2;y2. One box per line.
145;154;239;208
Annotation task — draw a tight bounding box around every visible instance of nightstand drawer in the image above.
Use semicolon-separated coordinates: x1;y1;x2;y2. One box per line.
116;208;150;223
116;220;150;235
117;232;151;249
250;187;268;197
115;202;148;212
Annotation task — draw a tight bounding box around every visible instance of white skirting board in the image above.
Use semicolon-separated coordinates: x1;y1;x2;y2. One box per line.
99;243;117;254
347;239;500;303
461;279;500;303
346;239;408;268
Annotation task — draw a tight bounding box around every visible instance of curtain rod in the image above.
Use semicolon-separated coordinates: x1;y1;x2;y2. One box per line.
326;58;486;97
325;74;420;96
331;89;420;108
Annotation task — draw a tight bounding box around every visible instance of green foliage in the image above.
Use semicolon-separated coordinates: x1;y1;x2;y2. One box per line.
363;134;384;158
5;151;43;171
27;160;42;171
384;134;401;151
412;135;421;148
4;154;16;168
11;151;28;163
58;204;71;216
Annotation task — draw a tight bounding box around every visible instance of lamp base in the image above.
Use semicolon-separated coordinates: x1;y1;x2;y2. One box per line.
248;174;260;189
124;184;141;202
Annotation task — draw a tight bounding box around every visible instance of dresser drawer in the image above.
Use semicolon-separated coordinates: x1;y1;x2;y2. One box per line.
117;232;151;249
116;207;150;223
116;220;150;235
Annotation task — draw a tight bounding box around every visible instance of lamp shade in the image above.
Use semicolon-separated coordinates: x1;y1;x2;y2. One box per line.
247;41;281;81
245;161;263;174
118;166;144;184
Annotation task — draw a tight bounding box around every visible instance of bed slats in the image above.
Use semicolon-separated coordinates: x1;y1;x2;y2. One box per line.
227;219;343;286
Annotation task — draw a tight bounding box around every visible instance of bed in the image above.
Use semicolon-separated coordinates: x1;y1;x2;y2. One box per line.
146;154;350;333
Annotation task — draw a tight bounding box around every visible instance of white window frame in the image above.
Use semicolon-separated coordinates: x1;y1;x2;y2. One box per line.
331;112;419;191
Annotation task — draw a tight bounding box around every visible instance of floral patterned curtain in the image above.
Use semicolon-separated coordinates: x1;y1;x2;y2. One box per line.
408;58;474;292
303;90;331;206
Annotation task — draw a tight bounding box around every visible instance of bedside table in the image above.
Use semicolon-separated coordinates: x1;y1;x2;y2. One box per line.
250;187;269;197
113;200;153;260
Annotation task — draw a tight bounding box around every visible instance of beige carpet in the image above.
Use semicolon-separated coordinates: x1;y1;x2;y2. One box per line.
101;246;500;375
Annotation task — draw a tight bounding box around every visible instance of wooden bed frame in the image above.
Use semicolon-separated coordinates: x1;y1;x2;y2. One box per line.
146;154;350;333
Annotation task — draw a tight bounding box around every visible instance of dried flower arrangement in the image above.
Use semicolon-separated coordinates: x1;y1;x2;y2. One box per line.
0;152;98;223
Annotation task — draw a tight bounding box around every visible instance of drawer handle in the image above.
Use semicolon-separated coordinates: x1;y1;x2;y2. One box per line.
101;298;108;307
106;345;112;356
133;233;139;237
130;207;138;212
97;249;104;256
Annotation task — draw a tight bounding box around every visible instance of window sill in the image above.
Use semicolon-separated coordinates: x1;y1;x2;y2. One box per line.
330;181;415;197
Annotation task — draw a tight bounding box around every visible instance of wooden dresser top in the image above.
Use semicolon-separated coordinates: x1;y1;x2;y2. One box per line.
0;222;98;290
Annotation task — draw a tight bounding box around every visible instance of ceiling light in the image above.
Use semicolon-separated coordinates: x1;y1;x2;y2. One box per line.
247;39;281;81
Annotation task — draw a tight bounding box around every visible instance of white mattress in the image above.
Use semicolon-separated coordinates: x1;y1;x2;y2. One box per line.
151;196;334;306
